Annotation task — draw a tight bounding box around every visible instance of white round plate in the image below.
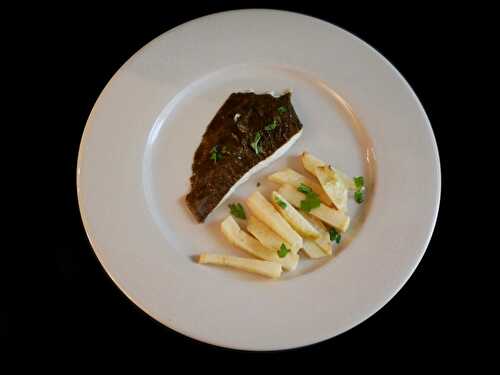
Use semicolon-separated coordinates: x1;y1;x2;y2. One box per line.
78;10;440;350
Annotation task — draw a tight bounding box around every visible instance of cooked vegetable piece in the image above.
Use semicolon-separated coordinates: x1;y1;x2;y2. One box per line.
271;191;320;239
314;165;348;211
268;168;333;206
247;191;303;253
302;213;333;255
301;152;356;190
199;253;282;278
221;215;298;270
302;240;328;259
278;184;350;232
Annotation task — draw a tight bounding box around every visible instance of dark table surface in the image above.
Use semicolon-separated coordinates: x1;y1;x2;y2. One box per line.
19;1;469;360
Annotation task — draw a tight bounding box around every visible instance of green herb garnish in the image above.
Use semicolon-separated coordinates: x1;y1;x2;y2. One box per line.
354;190;364;204
329;228;341;244
278;243;290;258
297;183;313;194
265;119;279;131
300;193;321;212
277;106;287;114
210;145;222;162
275;196;287;209
229;203;246;219
354;176;364;190
297;183;321;212
250;132;262;154
353;176;365;204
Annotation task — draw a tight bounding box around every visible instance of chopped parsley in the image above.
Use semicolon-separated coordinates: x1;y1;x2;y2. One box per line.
297;183;321;212
209;145;222;162
354;176;364;190
277;106;287;114
275;196;287;209
229;203;246;219
250;131;262;154
329;228;341;244
297;183;313;194
300;193;321;212
354;190;364;204
278;243;290;258
265;119;279;131
353;176;365;204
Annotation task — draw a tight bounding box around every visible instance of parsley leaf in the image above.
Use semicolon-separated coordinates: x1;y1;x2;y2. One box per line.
275;196;287;209
354;190;364;204
278;243;290;258
297;184;320;212
229;203;246;219
265;119;279;131
353;176;365;204
354;176;364;189
209;145;222;162
329;228;341;244
297;183;313;194
250;132;262;154
277;106;287;114
300;193;321;212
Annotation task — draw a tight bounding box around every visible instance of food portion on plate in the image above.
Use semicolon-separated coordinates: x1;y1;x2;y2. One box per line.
184;91;365;278
197;152;366;279
186;92;303;222
199;253;283;279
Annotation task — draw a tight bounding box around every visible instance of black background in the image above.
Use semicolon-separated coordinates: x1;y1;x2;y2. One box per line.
12;1;473;361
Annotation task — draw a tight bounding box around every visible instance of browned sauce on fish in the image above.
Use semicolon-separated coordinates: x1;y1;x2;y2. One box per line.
186;92;303;222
